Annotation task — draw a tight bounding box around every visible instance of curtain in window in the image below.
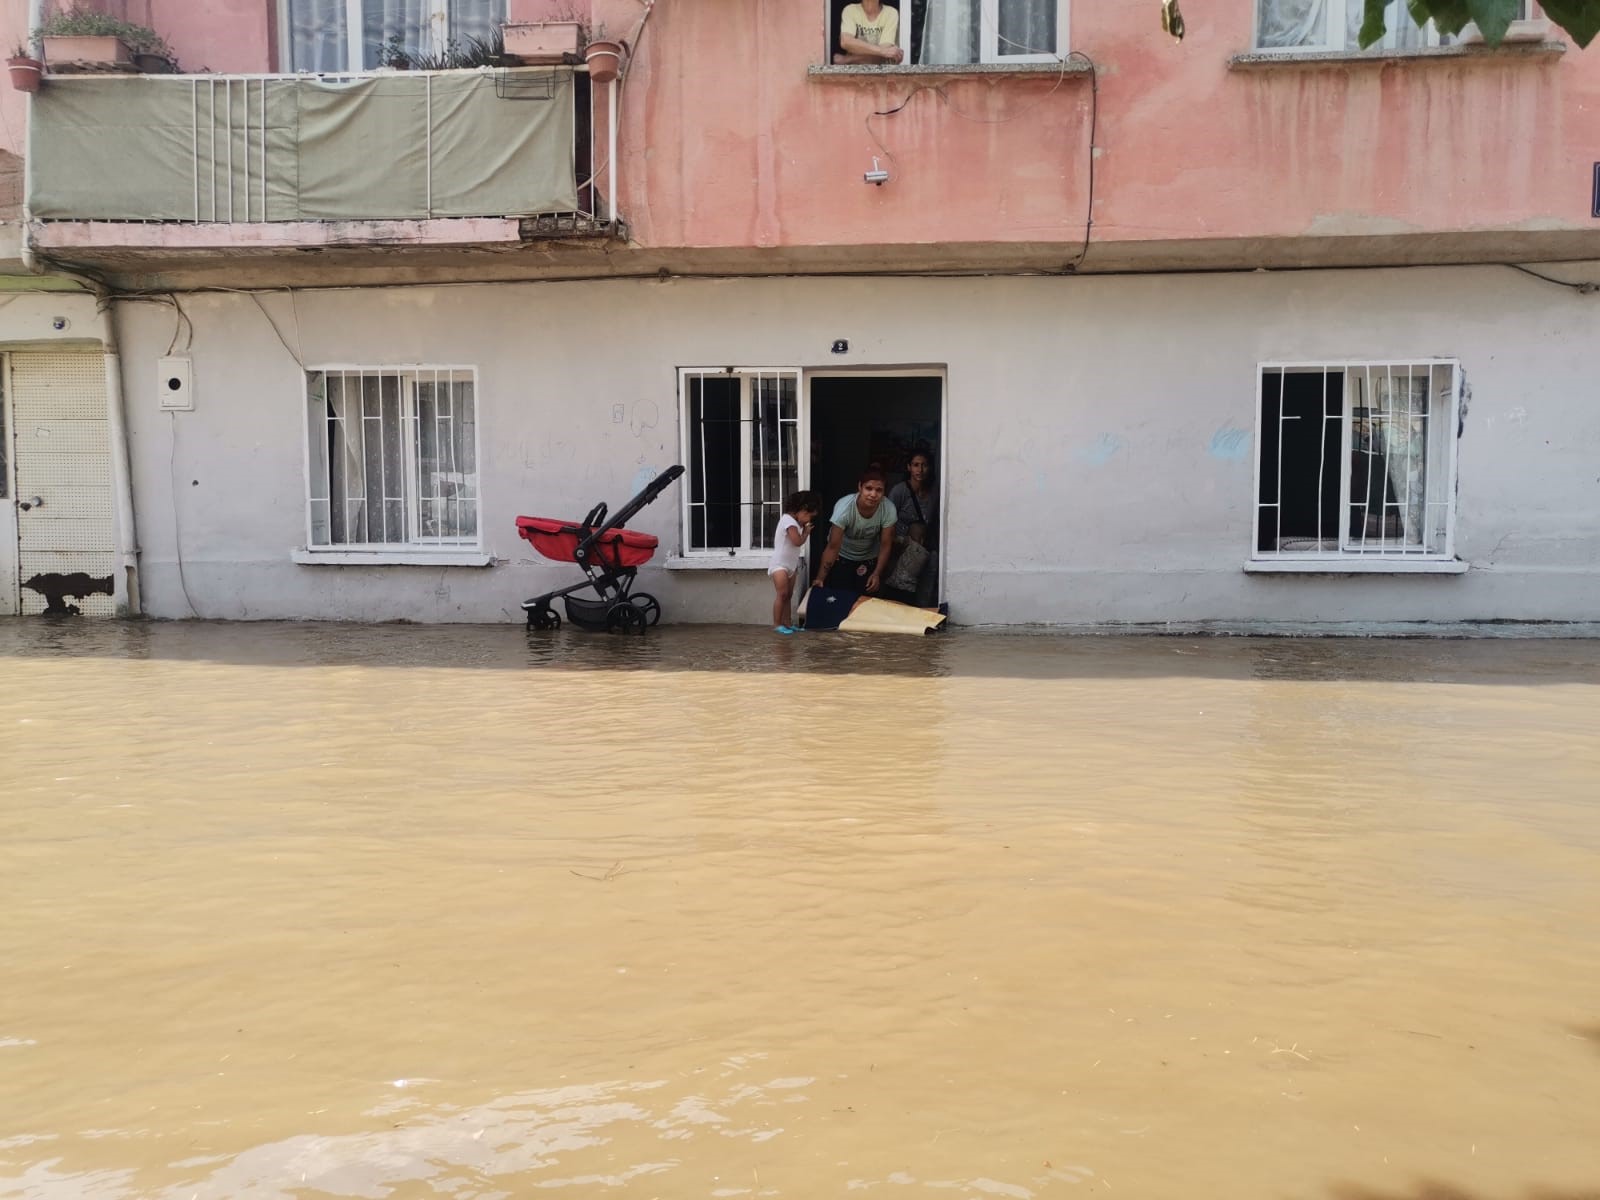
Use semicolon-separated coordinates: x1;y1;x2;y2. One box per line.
920;0;978;63
1256;0;1429;49
921;0;1057;63
362;0;435;68
1377;377;1430;545
1256;0;1328;47
448;0;507;49
997;0;1056;55
287;0;350;72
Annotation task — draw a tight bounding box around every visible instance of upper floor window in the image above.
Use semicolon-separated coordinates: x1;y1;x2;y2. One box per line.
283;0;507;73
829;0;1069;67
1255;0;1533;51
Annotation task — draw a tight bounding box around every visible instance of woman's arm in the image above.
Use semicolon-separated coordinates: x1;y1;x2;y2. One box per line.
813;525;844;588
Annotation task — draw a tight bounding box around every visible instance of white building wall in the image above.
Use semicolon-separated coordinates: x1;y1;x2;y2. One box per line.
112;267;1600;626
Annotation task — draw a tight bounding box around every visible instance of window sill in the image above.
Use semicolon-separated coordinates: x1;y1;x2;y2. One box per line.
1228;40;1564;68
664;554;773;571
808;60;1093;80
1245;558;1467;575
293;548;494;567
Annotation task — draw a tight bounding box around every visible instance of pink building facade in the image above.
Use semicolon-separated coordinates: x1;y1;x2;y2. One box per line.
2;0;1598;626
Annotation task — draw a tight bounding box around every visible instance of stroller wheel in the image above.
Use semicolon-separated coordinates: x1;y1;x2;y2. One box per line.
605;601;647;635
528;605;561;631
628;592;662;627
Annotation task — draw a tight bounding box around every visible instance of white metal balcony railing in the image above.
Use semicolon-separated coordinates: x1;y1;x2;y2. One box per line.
27;66;612;228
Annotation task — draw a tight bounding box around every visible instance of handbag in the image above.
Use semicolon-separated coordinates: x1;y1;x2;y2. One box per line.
885;535;929;592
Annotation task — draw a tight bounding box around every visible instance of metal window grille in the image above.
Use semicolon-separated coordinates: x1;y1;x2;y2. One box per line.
681;368;802;554
1254;360;1459;560
305;367;479;549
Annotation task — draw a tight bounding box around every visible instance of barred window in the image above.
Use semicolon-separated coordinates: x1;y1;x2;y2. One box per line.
305;367;479;550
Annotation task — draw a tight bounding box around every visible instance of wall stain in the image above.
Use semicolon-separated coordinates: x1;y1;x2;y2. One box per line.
1075;434;1123;467
22;572;113;616
1209;426;1252;461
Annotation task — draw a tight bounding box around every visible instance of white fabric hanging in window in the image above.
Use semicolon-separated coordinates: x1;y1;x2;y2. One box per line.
287;0;350;71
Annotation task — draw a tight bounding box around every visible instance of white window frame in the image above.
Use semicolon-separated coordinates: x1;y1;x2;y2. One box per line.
300;364;483;559
1250;0;1534;52
277;0;460;73
848;0;1069;66
678;367;806;563
1251;359;1462;570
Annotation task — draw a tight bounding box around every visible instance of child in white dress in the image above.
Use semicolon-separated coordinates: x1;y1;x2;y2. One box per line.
769;490;820;632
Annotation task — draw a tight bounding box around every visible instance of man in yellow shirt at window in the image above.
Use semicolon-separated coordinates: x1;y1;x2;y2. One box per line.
835;0;904;64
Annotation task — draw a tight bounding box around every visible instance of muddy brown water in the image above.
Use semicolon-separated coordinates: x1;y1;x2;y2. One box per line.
2;621;1598;1200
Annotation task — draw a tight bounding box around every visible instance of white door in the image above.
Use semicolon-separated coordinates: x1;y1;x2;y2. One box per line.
0;361;17;616
8;352;117;616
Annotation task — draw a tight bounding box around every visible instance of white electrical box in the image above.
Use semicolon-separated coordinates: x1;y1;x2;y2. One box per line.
158;357;194;411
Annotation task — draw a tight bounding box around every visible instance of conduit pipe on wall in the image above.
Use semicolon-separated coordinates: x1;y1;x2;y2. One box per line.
99;301;142;616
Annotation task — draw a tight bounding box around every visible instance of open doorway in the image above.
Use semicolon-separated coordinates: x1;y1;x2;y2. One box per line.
809;373;943;604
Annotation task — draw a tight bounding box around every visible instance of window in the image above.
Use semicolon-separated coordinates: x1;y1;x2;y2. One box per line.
282;0;507;73
680;369;801;556
1254;361;1460;562
830;0;1068;66
1254;0;1534;51
304;367;479;550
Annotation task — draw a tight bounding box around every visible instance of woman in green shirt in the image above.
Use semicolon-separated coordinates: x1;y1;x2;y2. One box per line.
813;469;898;595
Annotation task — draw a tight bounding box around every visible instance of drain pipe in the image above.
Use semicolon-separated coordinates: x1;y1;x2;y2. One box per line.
99;298;142;616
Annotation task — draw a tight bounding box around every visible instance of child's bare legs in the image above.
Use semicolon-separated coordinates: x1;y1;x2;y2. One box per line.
771;568;795;628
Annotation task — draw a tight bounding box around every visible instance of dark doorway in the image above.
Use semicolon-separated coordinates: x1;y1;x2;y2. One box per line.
809;374;942;598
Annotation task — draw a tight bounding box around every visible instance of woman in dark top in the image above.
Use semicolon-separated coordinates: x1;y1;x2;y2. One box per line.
886;450;938;606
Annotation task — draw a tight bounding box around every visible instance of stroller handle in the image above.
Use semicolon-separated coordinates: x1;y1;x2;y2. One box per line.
575;464;685;563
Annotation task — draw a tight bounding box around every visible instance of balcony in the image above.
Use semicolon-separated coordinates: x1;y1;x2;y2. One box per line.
26;67;614;286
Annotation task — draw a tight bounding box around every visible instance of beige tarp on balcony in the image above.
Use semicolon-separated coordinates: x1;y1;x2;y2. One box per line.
29;70;578;222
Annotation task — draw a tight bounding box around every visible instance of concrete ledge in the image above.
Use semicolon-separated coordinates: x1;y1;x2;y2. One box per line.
1243;558;1468;575
292;549;494;567
808;60;1092;79
665;554;771;570
1229;41;1564;68
31;217;526;253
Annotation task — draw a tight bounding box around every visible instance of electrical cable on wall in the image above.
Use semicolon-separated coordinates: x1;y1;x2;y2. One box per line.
167;411;200;619
864;46;1100;272
1506;263;1600;294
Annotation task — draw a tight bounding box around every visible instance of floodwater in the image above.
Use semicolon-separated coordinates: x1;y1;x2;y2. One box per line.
2;621;1598;1200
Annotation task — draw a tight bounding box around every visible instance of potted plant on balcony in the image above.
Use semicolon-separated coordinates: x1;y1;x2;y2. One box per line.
37;6;177;74
583;24;626;83
8;43;44;92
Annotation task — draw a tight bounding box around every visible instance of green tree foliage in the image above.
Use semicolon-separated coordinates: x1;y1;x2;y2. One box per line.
1362;0;1600;47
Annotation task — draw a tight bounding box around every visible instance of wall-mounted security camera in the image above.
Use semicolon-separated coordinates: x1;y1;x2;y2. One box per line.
51;316;69;331
864;156;890;186
831;339;849;354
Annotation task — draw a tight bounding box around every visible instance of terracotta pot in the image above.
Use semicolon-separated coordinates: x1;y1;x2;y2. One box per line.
501;21;582;64
8;55;43;92
584;39;624;83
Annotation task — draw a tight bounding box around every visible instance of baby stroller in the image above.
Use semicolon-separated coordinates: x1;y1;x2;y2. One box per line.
518;464;684;634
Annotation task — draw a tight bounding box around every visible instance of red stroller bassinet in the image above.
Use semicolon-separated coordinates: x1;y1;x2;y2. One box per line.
517;465;684;633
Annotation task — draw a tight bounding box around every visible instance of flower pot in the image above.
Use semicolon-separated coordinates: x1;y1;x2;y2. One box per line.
501;21;582;64
42;34;134;70
7;55;43;93
584;39;624;83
